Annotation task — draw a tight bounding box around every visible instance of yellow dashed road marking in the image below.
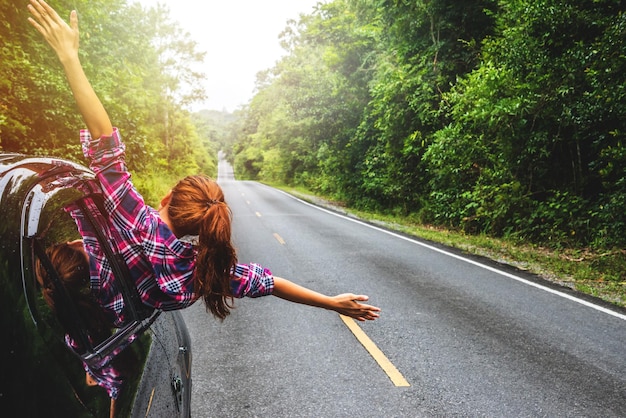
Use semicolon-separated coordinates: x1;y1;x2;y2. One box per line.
340;315;410;387
273;233;286;245
144;387;156;417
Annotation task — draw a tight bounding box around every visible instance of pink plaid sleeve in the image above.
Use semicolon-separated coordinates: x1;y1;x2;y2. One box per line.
80;128;148;231
230;263;275;298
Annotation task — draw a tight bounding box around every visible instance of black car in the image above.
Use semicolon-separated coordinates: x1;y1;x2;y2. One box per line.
0;153;192;417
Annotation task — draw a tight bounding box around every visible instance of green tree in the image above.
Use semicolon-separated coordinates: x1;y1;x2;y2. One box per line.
234;0;379;195
431;0;626;246
351;0;496;213
1;0;214;204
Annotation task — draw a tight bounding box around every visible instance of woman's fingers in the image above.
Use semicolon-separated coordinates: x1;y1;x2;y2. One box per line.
70;9;78;31
31;0;58;20
335;294;381;321
28;0;50;25
28;0;69;32
27;0;79;61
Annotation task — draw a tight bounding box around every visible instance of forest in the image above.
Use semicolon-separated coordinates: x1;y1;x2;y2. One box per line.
232;0;625;253
2;1;625;299
1;0;217;204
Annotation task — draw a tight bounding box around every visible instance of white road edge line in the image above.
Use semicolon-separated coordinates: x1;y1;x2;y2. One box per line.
268;186;626;322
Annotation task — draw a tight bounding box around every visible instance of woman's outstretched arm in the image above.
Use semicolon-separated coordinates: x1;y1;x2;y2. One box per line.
28;0;112;139
272;277;381;322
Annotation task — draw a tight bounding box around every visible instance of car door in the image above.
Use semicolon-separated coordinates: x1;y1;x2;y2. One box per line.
1;155;191;417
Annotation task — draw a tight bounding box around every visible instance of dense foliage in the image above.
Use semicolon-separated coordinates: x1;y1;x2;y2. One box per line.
233;0;626;250
0;0;217;205
3;0;624;251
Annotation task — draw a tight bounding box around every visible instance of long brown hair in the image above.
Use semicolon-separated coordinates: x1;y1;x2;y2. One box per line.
35;244;113;347
35;243;89;310
168;175;237;319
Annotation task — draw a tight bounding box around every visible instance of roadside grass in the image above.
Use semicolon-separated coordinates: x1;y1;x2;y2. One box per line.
276;185;626;310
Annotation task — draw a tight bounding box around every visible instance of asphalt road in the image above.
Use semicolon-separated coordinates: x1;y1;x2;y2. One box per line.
181;158;626;417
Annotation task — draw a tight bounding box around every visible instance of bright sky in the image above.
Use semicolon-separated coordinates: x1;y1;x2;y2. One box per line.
136;0;322;112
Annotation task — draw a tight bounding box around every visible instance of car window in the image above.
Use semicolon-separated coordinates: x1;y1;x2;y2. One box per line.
22;171;154;416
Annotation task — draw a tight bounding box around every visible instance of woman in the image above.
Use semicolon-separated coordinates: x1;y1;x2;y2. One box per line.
27;0;380;325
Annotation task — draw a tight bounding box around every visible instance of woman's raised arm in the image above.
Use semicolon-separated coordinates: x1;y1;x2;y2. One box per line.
28;0;112;139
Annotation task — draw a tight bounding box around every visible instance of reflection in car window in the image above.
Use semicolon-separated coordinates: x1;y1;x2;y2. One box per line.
26;176;149;416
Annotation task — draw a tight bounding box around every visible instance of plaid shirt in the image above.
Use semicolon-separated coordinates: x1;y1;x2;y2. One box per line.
67;128;274;327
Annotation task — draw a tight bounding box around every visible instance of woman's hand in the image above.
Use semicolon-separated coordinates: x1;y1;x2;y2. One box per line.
27;0;79;64
329;293;381;322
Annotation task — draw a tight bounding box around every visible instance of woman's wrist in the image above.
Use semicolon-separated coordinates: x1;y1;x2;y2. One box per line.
58;51;80;68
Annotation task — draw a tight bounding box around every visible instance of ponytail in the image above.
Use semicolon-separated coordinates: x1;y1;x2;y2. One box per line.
196;202;236;319
168;175;237;319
